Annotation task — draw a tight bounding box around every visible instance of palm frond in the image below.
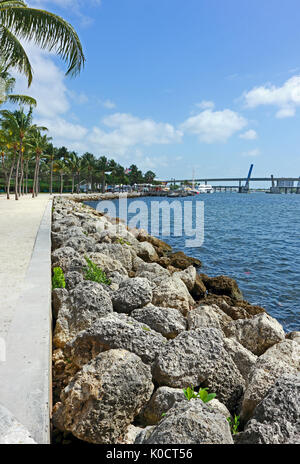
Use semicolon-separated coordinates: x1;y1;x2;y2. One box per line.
7;93;36;106
0;6;85;80
0;25;33;85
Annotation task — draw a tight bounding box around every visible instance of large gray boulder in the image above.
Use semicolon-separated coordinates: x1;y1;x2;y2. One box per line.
237;374;300;444
131;304;187;339
152;328;224;388
53;280;113;348
241;339;300;421
85;252;128;276
52;246;82;273
187;304;232;332
173;266;196;292
94;243;134;272
135;261;171;287
224;313;285;355
67;312;166;367
152;276;195;316
223;337;257;382
141;387;187;425
135;400;233;444
112;277;153;313
53;349;154;444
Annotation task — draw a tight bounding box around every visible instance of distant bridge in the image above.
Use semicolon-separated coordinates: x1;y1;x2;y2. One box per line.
160;176;300;193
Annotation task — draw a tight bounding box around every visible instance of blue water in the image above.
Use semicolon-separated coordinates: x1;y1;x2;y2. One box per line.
88;193;300;332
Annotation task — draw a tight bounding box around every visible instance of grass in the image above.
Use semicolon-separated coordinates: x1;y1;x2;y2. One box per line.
52;267;66;290
84;257;111;285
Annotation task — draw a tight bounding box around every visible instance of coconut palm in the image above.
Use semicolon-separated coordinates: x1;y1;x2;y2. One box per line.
53;159;68;195
27;128;51;197
82;152;97;193
0;107;47;199
0;62;36;106
65;151;80;194
0;0;85;86
97;156;116;193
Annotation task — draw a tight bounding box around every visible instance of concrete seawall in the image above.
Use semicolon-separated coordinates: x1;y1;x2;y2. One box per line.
0;199;52;443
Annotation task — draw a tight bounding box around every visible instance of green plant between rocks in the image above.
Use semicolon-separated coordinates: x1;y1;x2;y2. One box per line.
84;257;111;285
116;237;131;246
183;386;216;403
227;415;240;435
52;267;66;290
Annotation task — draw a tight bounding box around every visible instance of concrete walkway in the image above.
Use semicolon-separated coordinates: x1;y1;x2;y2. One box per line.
0;194;52;443
0;194;50;340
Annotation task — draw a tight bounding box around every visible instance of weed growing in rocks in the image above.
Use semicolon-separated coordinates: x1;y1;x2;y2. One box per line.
52;267;66;290
84;257;111;285
183;386;216;403
227;415;240;435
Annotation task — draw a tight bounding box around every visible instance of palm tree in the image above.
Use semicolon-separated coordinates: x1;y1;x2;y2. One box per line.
27;128;51;197
82;152;97;193
53;159;68;195
0;62;36;106
97;156;116;193
44;143;58;195
0;0;85;86
65;151;80;194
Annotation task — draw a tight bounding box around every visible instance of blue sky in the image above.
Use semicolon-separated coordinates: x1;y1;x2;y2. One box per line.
16;0;300;181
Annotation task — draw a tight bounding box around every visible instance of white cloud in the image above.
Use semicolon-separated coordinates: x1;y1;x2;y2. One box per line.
195;100;215;110
241;149;260;157
244;75;300;118
181;109;247;143
88;113;183;156
239;129;258;140
29;0;101;26
13;45;69;118
102;99;116;109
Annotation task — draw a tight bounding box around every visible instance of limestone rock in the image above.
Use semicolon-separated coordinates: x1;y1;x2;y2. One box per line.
286;331;300;345
112;277;153;313
137;241;159;262
53;349;154;444
168;252;201;270
135;261;171;287
152;276;195;316
187;304;232;331
141;387;187;425
241;339;300;421
67;313;166;367
223;337;257;381
52;288;68;319
202;275;243;301
173;266;196;292
53;280;113;348
64;271;84;290
190;274;207;299
237;374;300;444
131;304;187;339
94;243;134;272
136;400;233;444
224;313;285;355
208;399;231;418
85;252;128;276
152;328;224;388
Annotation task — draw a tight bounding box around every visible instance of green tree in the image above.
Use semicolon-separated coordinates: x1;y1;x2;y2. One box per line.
0;0;85;86
144;170;156;183
0;62;36;106
0;106;36;199
27;128;51;197
128;164;143;185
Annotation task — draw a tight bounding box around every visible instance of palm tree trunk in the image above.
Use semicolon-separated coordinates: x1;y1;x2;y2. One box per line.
7;152;16;200
101;171;106;193
72;173;75;194
35;157;40;197
60;173;63;195
15;149;22;201
77;172;80;194
50;160;53;195
32;155;38;198
25;160;29;194
19;156;24;197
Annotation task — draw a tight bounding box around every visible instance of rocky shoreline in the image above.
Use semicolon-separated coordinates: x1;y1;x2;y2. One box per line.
51;195;300;445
